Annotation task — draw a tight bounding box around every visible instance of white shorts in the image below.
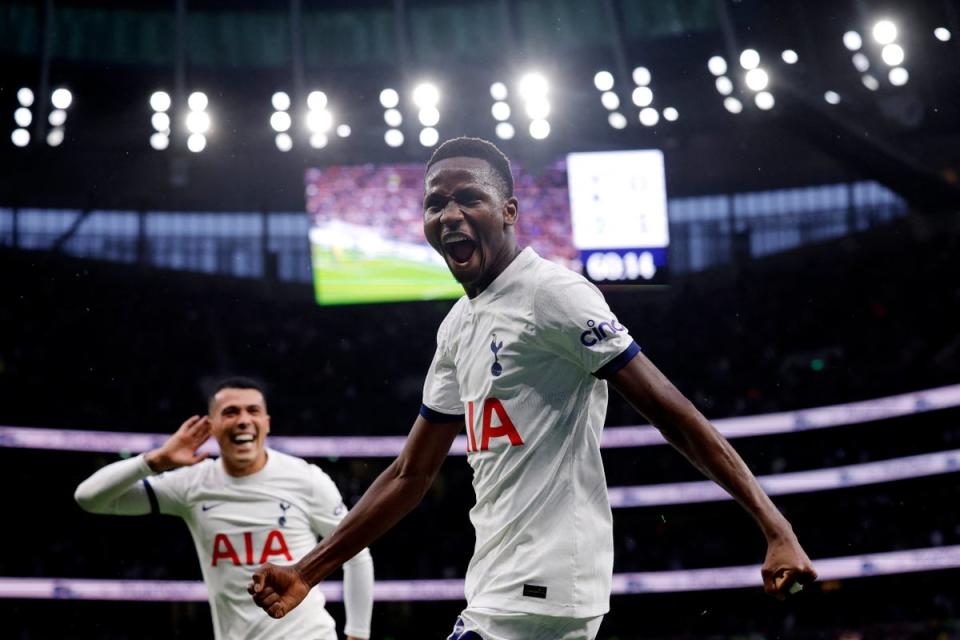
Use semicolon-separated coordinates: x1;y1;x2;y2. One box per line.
448;607;604;640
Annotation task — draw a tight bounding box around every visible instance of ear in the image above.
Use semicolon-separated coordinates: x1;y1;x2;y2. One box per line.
265;415;271;435
502;196;519;227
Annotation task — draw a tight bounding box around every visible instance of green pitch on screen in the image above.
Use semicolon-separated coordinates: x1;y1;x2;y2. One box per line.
312;246;463;305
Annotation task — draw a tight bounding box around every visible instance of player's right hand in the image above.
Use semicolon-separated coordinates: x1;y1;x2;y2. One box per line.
248;563;311;619
145;415;211;472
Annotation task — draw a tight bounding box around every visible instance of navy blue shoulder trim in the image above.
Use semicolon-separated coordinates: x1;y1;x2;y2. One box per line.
142;478;159;515
593;341;641;379
419;404;465;423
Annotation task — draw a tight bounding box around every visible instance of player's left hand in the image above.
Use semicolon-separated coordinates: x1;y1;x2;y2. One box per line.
248;562;311;619
761;532;817;601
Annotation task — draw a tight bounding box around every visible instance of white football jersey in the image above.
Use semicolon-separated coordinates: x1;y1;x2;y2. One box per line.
146;449;350;639
422;247;639;617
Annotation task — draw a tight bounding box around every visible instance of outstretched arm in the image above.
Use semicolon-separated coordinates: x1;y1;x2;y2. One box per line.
608;352;817;599
249;415;461;618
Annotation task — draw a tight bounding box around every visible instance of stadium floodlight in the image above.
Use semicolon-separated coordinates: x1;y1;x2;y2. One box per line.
739;49;760;70
754;91;775;110
17;87;34;107
631;86;653;107
412;83;440;108
489;82;508;101
600;91;620;110
745;68;769;91
384;128;404;147
715;76;733;95
781;49;799;64
638;107;659;127
151;112;170;132
707;56;727;76
881;44;905;66
275;133;292;152
379;88;399;109
663;107;679;121
187;91;208;112
186;110;211;134
187;133;206;152
824;91;841;104
594;71;615;91
723;97;743;114
852;52;870;72
529;118;550;139
48;109;67;127
150;91;171;112
51;88;72;110
861;74;880;91
11;128;30;147
420;127;439;147
306;109;333;134
873;20;897;45
14;107;32;128
495;122;515;140
149;132;169;150
631;66;651;87
384;108;403;127
270;111;292;132
608;112;627;129
310;133;329;149
336;124;351;138
418;106;440;127
888;67;909;86
518;73;548;101
491;101;511;121
843;30;863;51
271;91;291;112
524;97;550;120
934;27;951;42
307;90;328;110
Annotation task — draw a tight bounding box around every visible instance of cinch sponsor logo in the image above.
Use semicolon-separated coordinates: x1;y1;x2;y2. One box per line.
580;318;626;346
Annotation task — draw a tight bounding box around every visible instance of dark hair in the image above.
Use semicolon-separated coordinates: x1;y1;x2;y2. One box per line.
207;376;267;408
426;136;514;199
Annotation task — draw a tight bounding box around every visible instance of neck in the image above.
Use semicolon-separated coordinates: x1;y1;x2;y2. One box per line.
465;244;521;298
223;450;268;477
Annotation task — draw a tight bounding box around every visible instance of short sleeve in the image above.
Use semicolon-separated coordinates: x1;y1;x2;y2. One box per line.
420;316;465;421
533;275;640;378
308;465;349;538
143;466;194;518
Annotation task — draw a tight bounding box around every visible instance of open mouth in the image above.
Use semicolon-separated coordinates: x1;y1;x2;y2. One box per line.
442;234;477;264
231;433;256;445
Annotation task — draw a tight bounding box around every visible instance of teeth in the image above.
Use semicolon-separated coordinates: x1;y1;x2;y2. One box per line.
233;435;255;444
443;233;471;244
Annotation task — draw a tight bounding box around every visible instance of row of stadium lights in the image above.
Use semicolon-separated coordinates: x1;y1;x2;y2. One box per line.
10;87;73;147
841;20;914;93
592;66;679;129
708;48;779;114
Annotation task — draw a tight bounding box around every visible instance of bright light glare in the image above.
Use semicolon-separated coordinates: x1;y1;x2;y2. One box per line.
663;107;679;121
187;91;208;112
824;91;841;105
608;112;627;129
336;124;351;138
384;128;404;147
525;97;550;120
187;133;206;152
631;86;653;107
889;67;909;86
149;132;169;150
715;76;733;95
271;91;291;111
745;68;769;91
639;107;659;127
518;73;549;100
495;122;515;140
781;49;799;64
379;88;399;109
881;44;905;66
843;31;863;51
739;49;760;70
418;106;440;127
275;133;293;152
420;127;439;147
490;82;508;101
852;53;870;72
708;56;727;76
150;91;171;112
632;66;651;87
51;88;72;110
151;112;170;132
384;108;403;127
723;97;743;114
270;111;292;132
600;91;620;110
186;110;211;134
754;91;775;110
11;128;30;147
17;87;34;107
529;119;550;139
48;109;67;127
413;83;440;108
306;109;333;133
310;133;329;149
861;74;880;91
873;20;897;45
14;107;32;128
46;128;64;147
491;101;511;121
594;71;615;91
307;90;328;110
934;27;951;42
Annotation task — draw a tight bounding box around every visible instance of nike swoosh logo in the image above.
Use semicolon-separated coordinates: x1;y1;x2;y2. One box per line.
201;503;224;512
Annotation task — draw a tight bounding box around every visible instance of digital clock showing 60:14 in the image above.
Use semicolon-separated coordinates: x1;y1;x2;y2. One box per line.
581;247;668;283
